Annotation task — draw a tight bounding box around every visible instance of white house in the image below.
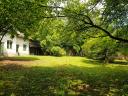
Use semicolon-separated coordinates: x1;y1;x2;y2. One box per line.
0;33;29;56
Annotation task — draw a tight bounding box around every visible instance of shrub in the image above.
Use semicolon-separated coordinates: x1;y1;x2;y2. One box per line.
51;46;66;56
117;43;128;61
82;37;118;63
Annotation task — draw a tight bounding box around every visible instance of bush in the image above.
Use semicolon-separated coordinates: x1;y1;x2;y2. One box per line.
117;43;128;61
51;46;66;56
82;37;118;63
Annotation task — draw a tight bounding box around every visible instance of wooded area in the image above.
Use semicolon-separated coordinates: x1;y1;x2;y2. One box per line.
0;0;128;95
1;0;128;62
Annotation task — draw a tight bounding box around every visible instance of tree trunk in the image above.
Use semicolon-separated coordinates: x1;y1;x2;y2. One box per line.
0;31;7;56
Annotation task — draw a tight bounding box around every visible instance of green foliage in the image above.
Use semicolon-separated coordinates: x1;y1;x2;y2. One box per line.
73;44;80;54
82;37;118;62
0;0;48;39
51;46;66;56
1;0;127;59
36;18;84;56
30;0;128;57
62;0;128;42
37;19;64;55
116;43;128;60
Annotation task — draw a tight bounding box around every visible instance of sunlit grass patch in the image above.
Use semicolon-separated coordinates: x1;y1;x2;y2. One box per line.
0;56;128;96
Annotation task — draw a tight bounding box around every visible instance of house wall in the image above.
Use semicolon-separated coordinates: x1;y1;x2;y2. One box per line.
16;37;29;56
1;34;29;56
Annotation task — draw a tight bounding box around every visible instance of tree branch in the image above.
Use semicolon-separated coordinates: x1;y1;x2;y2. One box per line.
92;24;128;42
24;1;128;43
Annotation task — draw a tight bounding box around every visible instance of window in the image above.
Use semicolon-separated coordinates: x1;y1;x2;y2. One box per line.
16;44;19;52
7;40;12;49
23;44;27;51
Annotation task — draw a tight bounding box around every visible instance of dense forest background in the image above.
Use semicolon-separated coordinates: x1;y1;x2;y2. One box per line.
0;0;128;62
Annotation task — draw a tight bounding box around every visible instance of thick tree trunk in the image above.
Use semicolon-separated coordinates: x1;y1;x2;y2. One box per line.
0;31;7;56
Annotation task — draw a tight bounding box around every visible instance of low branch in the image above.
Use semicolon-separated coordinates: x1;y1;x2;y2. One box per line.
24;1;128;43
92;24;128;42
0;31;8;42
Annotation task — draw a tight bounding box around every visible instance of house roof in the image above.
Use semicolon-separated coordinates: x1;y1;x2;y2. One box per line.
16;31;24;38
29;40;41;48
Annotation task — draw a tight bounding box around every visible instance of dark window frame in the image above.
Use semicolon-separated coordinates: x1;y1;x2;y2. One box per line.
7;40;13;49
23;44;27;51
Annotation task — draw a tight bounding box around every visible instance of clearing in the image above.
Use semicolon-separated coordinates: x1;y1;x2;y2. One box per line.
0;56;128;96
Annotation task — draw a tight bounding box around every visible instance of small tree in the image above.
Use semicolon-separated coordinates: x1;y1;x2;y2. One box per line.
82;37;118;63
51;46;66;56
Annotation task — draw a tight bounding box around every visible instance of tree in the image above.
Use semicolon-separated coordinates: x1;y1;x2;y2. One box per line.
33;19;65;55
0;0;50;55
0;0;49;42
1;0;128;42
39;0;128;42
63;0;128;42
31;16;87;56
82;37;118;63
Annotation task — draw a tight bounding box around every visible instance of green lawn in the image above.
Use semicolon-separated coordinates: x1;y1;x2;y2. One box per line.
0;56;128;96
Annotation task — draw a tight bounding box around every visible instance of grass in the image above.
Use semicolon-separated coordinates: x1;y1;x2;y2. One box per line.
0;56;128;96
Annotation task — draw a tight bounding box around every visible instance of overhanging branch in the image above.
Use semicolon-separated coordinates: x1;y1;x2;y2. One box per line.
25;1;128;43
92;24;128;42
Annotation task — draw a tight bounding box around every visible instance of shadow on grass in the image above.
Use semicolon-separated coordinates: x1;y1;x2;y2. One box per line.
112;60;128;65
82;58;128;65
0;63;128;96
0;56;39;61
82;59;103;65
0;64;26;71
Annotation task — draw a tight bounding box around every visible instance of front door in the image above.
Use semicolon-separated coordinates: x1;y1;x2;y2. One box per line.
16;44;19;55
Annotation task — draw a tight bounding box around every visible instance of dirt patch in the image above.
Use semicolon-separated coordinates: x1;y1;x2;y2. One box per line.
0;60;34;66
0;64;26;71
